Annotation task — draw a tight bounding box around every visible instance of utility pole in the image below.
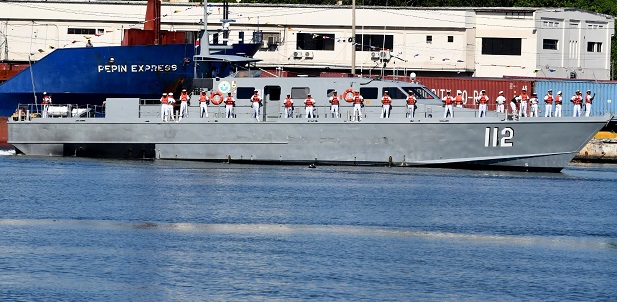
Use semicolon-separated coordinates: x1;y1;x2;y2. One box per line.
351;0;356;76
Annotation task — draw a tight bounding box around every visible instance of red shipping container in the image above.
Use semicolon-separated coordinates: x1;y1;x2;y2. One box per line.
416;76;534;111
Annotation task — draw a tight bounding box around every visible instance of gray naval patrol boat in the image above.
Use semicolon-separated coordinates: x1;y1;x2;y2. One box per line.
7;60;611;172
6;11;612;172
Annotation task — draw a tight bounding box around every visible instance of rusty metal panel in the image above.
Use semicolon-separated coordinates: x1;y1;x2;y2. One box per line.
417;77;534;111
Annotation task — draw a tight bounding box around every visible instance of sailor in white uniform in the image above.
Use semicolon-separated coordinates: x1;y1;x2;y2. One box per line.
304;94;316;118
179;89;189;121
250;90;262;121
160;93;168;122
495;91;506;113
554;91;563;117
167;92;176;121
199;90;209;118
329;92;340;118
543;89;554;117
529;93;539;117
352;91;364;121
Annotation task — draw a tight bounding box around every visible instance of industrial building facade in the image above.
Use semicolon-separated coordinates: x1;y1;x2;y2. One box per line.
1;1;614;79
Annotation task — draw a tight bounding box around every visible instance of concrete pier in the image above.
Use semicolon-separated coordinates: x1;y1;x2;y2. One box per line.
575;132;617;162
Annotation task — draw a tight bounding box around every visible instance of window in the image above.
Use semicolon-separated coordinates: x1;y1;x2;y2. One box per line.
355;34;394;51
403;87;438;99
543;39;558;50
291;87;310;99
359;87;378;99
383;87;407;100
587;42;602;52
236;87;255;100
481;38;522;56
426;35;433;44
296;33;335;51
67;28;103;35
261;32;281;51
447;36;453;43
264;86;281;101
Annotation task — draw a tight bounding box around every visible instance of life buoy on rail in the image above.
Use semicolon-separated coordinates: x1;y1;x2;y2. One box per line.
210;91;223;105
343;88;356;103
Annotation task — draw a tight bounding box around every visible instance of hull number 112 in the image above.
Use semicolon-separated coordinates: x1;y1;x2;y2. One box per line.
484;127;514;147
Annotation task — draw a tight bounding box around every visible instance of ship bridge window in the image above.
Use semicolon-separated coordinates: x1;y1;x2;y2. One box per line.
383;87;407;99
291;87;310;99
355;34;394;52
68;28;103;35
237;87;256;100
296;33;335;51
403;87;437;99
360;87;378;99
264;86;281;101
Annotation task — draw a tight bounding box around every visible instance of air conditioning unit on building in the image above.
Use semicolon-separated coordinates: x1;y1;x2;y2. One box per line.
292;51;303;59
370;51;380;61
304;51;314;59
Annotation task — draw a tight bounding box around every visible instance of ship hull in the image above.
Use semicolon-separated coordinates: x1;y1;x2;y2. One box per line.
9;112;609;172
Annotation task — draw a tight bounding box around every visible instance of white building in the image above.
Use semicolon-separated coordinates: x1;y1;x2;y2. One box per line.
0;1;614;79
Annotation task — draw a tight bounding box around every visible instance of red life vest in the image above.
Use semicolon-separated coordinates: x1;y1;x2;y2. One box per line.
479;95;488;104
555;95;562;105
382;96;392;105
252;95;260;102
406;95;416;105
225;96;235;105
180;92;188;101
572;96;582;105
305;98;314;106
42;96;51;105
521;93;529;102
545;94;553;104
353;95;362;104
330;95;339;105
443;96;453;105
199;94;207;103
284;98;293;108
585;95;593;104
160;96;168;104
455;95;463;105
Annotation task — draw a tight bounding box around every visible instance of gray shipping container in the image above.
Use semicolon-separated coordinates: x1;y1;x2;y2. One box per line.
534;80;617;117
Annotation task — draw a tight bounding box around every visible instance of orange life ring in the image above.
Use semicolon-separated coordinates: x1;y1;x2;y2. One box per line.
344;88;356;103
210;91;223;105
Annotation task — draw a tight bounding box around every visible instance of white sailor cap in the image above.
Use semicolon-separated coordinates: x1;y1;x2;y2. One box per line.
498;91;503;94
557;91;562;95
481;89;486;93
457;90;462;94
446;90;451;93
168;92;174;95
575;89;580;93
587;89;591;92
43;91;48;94
548;89;552;91
162;92;168;96
182;89;187;92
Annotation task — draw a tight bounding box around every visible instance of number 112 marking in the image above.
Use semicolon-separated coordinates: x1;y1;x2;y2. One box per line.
484;127;514;147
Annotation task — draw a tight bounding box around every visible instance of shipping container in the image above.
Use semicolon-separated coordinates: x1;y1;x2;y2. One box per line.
534;80;617;117
416;77;534;111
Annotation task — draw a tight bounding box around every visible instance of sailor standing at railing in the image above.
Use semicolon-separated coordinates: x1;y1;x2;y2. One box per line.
495;91;506;113
585;90;594;117
167;92;176;121
519;88;529;117
199;90;209;118
179;89;189;121
509;91;518;116
544;89;554;117
304;94;316;118
406;90;417;118
329;91;340;118
475;90;489;118
251;90;262;121
381;91;392;118
442;90;453;118
529;93;539;117
225;92;235;118
160;93;169;122
42;92;51;118
454;90;464;108
571;90;582;117
554;91;563;117
352;91;364;121
284;94;294;118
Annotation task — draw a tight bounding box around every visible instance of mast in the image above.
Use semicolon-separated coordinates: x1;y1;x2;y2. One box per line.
199;0;210;56
351;0;356;76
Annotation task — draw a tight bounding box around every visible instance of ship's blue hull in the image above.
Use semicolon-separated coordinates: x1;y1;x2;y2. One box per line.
0;43;260;116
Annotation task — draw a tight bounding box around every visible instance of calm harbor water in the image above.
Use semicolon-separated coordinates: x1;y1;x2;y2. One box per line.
1;150;616;301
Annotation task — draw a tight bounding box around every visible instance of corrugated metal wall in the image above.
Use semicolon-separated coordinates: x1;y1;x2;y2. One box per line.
417;77;533;111
534;80;617;117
